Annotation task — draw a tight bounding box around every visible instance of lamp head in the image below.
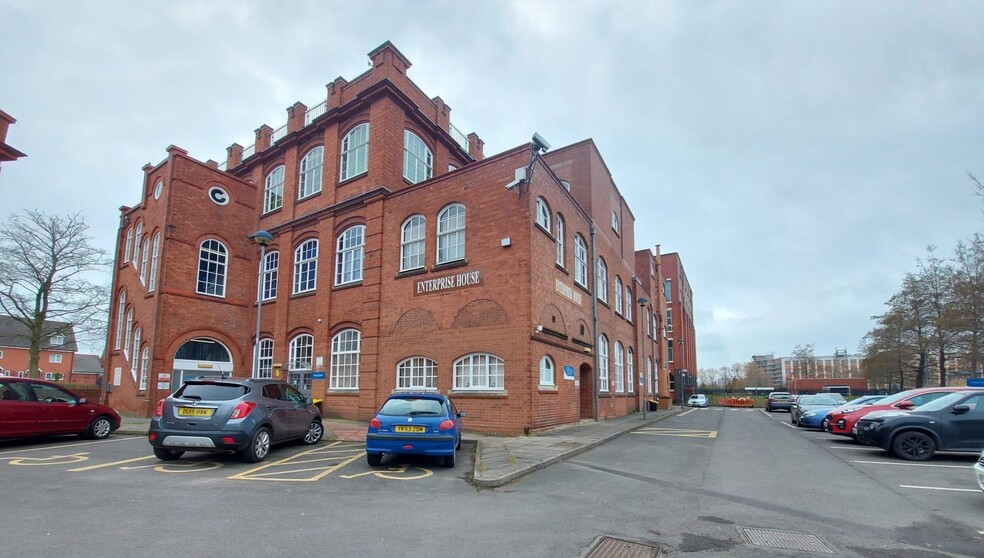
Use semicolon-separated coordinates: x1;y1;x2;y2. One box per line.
248;230;273;247
637;297;649;307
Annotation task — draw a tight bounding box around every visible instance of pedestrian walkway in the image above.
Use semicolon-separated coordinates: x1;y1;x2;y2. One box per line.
115;408;686;487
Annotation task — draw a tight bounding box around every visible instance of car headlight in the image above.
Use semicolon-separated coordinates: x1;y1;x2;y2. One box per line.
803;411;818;418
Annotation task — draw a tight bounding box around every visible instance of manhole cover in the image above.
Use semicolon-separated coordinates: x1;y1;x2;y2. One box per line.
586;536;662;558
737;527;835;554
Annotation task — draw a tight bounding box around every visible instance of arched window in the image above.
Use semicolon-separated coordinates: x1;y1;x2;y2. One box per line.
614;342;624;393
574;234;587;287
139;346;150;391
437;203;465;264
648;356;655;394
625;286;632;321
139;237;150;286
149;233;160;292
611;211;620;234
293;239;318;294
596;258;608;303
298;146;323;199
289;334;313;372
132;221;143;269
123;308;133;359
627;348;634;393
123;226;133;264
454;353;504;390
335;225;365;286
330;329;361;390
261;251;279;301
114;291;126;350
340;123;369;180
254;338;274;379
614;276;623;315
264;165;285;213
403;130;432;184
396;357;437;390
400;215;425;271
555;214;565;267
539;355;554;386
196;239;227;297
130;326;141;379
535;197;550;230
598;335;609;392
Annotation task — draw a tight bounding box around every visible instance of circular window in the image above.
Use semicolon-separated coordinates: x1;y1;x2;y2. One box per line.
153;181;163;200
208;185;230;206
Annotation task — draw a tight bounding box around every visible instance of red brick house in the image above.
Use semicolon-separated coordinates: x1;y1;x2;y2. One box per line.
0;109;26;174
105;42;679;434
0;315;76;381
662;253;698;404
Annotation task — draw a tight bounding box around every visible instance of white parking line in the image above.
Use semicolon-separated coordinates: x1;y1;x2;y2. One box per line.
899;485;980;493
829;446;880;451
781;422;797;429
853;460;971;469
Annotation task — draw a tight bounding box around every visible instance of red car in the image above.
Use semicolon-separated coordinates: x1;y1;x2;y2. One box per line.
0;377;121;440
826;387;979;441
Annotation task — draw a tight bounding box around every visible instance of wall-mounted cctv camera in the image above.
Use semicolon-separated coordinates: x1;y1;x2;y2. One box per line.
531;132;550;153
504;167;527;190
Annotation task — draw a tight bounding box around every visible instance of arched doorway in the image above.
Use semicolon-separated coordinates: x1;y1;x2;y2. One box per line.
579;363;594;419
172;337;233;388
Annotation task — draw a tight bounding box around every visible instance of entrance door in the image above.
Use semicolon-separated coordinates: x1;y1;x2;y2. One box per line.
579;363;594;419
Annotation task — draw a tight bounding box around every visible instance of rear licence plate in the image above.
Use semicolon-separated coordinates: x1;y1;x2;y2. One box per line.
177;407;214;417
394;425;426;433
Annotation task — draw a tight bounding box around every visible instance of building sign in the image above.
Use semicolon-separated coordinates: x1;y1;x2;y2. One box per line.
311;372;326;380
563;365;575;380
555;279;582;306
157;382;171;391
968;378;984;387
414;269;482;296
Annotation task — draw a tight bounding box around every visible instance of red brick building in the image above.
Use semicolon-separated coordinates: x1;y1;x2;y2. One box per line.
0;316;76;381
0;109;27;174
105;42;680;434
661;253;698;404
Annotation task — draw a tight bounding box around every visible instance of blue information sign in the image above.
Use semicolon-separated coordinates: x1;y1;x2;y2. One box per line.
967;377;984;387
311;371;326;380
563;365;575;380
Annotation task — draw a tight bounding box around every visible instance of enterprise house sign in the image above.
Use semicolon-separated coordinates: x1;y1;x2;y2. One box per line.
555;279;582;306
415;269;482;296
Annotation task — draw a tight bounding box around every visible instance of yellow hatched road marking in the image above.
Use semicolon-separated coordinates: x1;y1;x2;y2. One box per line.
68;455;155;472
228;441;364;482
632;427;718;439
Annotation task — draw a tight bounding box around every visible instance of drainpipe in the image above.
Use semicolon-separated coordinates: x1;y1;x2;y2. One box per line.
590;224;599;421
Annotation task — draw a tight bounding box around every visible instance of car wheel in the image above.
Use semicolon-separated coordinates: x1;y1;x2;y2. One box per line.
243;427;271;463
821;418;830;431
86;416;114;439
154;447;184;461
443;450;456;468
892;431;936;461
766;405;772;412
366;452;382;466
302;419;323;445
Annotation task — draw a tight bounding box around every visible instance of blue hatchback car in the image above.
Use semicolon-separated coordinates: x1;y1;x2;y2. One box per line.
366;393;466;468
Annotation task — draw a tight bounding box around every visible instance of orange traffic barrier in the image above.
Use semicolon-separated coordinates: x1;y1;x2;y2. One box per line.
718;397;755;408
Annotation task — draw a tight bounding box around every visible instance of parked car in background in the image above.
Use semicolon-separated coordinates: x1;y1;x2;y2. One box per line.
797;403;842;429
854;390;984;461
790;394;845;426
765;392;794;412
149;378;323;463
975;449;984;493
0;377;120;440
687;394;708;408
366;393;465;468
826;387;979;441
821;395;887;431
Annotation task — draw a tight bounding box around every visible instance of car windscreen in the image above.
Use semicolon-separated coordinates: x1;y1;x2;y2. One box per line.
177;383;248;401
379;397;444;416
910;392;969;412
799;395;840;406
875;389;922;406
770;394;791;400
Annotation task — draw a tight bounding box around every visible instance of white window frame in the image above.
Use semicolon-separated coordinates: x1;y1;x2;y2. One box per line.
614;342;624;393
50;334;65;346
539;355;554;386
555;214;565;267
400;215;425;272
139;237;150;285
115;291;126;350
130;326;141;380
254;338;274;379
625;287;633;322
574;234;587;287
668;343;674;363
139;346;149;391
596;258;608;303
340;123;369;181
262;251;279;301
396;357;437;391
627;348;634;393
666;310;673;332
289;334;314;375
614;276;623;315
123;308;133;359
149;233;160;292
535;197;550;230
132;222;143;269
330;329;361;390
611;211;619;234
264;165;285;214
196;239;228;297
598;335;609;392
335;225;365;286
293;239;318;294
648;356;654;394
123;227;133;263
298;146;324;199
403;130;433;184
453;353;504;391
437;203;465;264
49;353;63;364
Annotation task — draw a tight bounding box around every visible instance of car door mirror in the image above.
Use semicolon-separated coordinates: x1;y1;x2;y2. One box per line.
77;397;87;405
304;397;313;406
458;411;467;418
896;401;915;410
952;404;971;415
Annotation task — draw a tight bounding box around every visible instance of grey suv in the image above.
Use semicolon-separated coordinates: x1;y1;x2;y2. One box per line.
149;378;323;462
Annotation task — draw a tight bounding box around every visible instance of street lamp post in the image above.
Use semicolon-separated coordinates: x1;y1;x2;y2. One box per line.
248;230;273;377
638;296;649;420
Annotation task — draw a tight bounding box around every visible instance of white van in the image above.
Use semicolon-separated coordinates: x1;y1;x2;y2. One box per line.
687;394;708;408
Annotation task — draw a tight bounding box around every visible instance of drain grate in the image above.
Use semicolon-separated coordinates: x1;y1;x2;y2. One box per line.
586;536;662;558
738;527;836;554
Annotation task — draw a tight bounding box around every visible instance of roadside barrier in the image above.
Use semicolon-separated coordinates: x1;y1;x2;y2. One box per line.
717;397;754;408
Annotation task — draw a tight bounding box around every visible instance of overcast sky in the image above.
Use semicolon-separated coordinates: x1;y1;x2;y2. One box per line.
2;1;983;369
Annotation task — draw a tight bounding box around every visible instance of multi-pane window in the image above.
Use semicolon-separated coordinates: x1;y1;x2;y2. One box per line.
437;204;465;264
453;353;504;390
255;338;274;379
555;214;565;267
668;343;674;362
403;130;432;184
614;342;625;393
289;334;314;374
149;233;160;292
614;276;623;315
123;309;133;358
625;287;633;321
611;211;619;234
648;356;654;394
130;327;141;378
49;354;63;364
666;311;673;332
139;347;149;391
298;146;323;199
50;335;65;346
196;240;227;297
293;239;318;294
596;258;608;303
133;222;143;269
335;225;365;285
114;291;126;350
598;335;609;392
340;123;369;180
262;251;279;301
535;197;550;230
124;227;133;263
400;215;425;271
539;355;554;386
397;357;437;390
139;237;150;285
330;329;361;390
264;165;285;213
574;234;587;287
664;279;672;303
627;348;634;393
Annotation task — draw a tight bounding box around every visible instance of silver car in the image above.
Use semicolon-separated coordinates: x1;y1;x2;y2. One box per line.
149;378;323;462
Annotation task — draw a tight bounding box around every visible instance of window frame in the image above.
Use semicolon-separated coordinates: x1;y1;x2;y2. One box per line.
614;276;623;315
535;197;551;230
293;239;318;294
130;326;141;379
115;291;126;350
625;286;633;322
596;258;608;303
598;335;609;393
539;355;555;387
139;237;150;285
614;341;624;393
123;308;133;359
340;123;369;181
263;165;285;214
437;203;466;265
139;346;149;391
196;239;228;298
123;227;133;264
400;215;426;272
555;214;565;267
396;356;437;391
254;338;274;379
49;353;63;364
298;146;324;200
453;353;505;391
132;222;143;269
574;234;588;287
149;232;160;292
403;130;433;184
261;251;279;301
289;334;314;376
330;329;361;390
335;225;365;286
627;348;634;393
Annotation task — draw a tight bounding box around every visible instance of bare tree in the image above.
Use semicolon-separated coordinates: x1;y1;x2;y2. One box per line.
0;210;110;378
952;234;984;378
790;343;816;379
916;246;958;386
